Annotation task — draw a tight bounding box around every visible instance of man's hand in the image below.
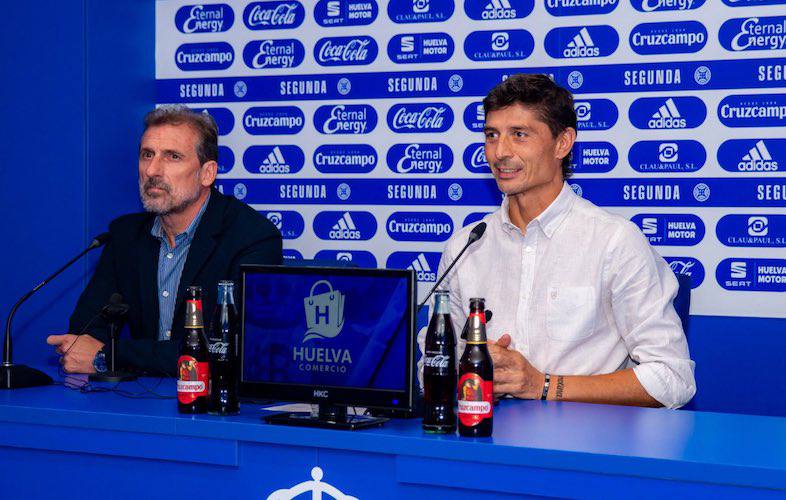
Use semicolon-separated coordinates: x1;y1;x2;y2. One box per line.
46;334;104;374
487;334;545;399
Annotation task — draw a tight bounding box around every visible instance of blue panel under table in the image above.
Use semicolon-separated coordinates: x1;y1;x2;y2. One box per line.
0;378;785;499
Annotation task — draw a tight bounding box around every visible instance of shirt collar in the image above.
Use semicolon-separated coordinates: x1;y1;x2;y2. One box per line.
150;191;211;245
499;182;577;239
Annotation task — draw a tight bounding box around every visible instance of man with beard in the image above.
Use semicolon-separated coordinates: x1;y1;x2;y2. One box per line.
432;74;695;409
46;106;282;375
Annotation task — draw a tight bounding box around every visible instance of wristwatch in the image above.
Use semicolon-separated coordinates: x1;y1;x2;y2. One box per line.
93;349;108;374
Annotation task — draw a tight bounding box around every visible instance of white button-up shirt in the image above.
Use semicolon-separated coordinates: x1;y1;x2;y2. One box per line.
430;183;696;409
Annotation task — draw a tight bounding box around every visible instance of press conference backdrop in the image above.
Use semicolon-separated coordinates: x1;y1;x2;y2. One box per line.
155;0;786;319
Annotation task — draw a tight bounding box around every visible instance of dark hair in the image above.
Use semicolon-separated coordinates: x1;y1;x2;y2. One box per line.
483;74;577;179
143;105;219;166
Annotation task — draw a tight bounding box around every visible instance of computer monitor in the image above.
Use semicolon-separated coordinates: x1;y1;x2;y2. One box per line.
239;265;417;429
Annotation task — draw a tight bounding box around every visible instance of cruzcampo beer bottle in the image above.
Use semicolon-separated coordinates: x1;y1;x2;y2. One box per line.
178;286;210;414
208;280;240;416
422;290;457;433
458;297;493;437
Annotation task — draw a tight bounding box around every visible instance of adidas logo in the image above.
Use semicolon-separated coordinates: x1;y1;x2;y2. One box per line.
259;146;291;174
408;253;436;282
329;212;361;240
647;98;687;129
482;0;516;19
738;140;778;171
564;28;599;58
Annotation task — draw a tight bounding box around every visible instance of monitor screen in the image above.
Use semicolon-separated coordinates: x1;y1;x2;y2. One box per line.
240;265;415;410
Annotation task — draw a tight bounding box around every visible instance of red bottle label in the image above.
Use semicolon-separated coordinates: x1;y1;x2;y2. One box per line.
177;355;209;404
457;372;493;427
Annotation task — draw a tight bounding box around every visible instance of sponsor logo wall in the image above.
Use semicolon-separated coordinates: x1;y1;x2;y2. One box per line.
157;0;786;318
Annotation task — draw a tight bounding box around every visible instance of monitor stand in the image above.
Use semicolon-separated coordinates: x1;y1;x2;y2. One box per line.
263;404;389;430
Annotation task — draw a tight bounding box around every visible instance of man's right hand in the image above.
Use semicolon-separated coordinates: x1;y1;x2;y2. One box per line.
46;334;104;374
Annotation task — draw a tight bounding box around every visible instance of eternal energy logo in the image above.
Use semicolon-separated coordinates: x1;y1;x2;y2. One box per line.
464;0;534;20
716;214;786;247
720;16;786;52
313;211;377;240
243;145;305;174
243;39;305;69
314;144;377;174
628;140;706;173
544;25;619;59
629;21;708;55
175;42;234;71
387;143;453;174
632;214;705;246
387;103;453;133
243;1;305;30
175;4;234;33
314;104;377;134
386;212;454;241
631;0;706;11
243;106;304;135
464;29;534;61
717;139;784;172
629;96;706;129
388;32;454;64
314;0;378;26
314;36;378;66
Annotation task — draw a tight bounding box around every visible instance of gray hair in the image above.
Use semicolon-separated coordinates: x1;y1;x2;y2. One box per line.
143;105;219;166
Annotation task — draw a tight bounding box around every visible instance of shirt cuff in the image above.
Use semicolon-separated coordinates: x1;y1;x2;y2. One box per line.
633;361;695;409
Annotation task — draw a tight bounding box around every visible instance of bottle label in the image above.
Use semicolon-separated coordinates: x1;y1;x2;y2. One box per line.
424;350;454;377
208;341;229;357
457;372;493;427
177;355;209;404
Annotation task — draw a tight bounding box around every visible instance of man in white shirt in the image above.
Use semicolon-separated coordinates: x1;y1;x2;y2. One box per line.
435;74;695;408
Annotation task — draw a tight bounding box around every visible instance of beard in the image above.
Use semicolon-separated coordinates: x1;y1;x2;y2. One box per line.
139;176;201;216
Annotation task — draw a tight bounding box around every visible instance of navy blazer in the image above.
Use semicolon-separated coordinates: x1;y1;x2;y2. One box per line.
69;189;283;375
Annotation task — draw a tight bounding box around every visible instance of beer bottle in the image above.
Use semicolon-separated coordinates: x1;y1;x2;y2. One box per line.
458;297;493;437
208;280;240;415
178;286;210;414
422;290;457;433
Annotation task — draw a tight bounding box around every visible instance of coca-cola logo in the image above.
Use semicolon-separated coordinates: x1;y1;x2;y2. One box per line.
424;354;450;368
387;104;453;133
314;36;378;66
209;342;229;356
243;1;305;30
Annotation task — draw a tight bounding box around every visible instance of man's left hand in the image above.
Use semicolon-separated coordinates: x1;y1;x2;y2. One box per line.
46;334;104;374
487;334;545;399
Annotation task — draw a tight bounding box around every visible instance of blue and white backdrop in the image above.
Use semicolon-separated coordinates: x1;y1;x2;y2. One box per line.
156;0;786;318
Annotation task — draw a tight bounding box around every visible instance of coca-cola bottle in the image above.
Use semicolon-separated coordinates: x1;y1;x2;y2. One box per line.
458;297;493;437
422;290;457;433
178;286;210;414
208;280;240;415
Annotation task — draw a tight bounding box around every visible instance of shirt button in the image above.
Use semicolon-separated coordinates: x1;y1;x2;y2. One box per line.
167;253;173;259
525;246;533;253
166;330;171;339
551;291;558;299
162;290;170;298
